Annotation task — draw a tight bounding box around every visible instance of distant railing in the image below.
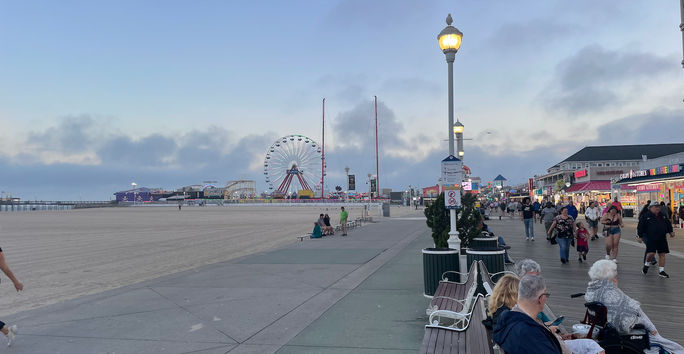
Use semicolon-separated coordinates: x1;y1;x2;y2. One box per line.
0;200;116;212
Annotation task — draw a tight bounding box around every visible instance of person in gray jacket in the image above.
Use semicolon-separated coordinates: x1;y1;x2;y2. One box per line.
541;202;557;240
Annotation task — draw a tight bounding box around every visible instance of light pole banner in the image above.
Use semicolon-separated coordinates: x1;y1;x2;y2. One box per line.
348;175;356;191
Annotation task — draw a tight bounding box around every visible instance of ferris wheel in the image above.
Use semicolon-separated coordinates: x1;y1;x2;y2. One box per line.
263;134;323;195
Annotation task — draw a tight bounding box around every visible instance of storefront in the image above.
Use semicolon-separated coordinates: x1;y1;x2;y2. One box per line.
615;164;684;215
565;180;612;205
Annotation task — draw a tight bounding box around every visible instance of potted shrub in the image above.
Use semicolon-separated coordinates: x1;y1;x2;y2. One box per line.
422;192;460;297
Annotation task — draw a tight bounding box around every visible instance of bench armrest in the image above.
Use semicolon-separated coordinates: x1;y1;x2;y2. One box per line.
427;309;473;332
489;270;517;278
441;270;472;283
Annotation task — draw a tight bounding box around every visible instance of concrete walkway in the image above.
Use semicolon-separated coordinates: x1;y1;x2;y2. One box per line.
3;211;431;353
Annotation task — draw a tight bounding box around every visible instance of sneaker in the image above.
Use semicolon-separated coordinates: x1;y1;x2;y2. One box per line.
501;245;512;250
578;257;583;263
526;237;530;241
6;325;16;347
642;266;649;274
505;260;515;265
612;259;618;264
583;254;587;260
650;259;658;265
531;238;534;241
605;255;610;260
659;271;669;278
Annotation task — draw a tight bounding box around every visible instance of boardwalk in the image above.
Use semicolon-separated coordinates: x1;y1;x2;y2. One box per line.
488;216;684;344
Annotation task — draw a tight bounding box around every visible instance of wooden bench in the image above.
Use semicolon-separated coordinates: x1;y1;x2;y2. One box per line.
425;262;479;330
420;295;495;354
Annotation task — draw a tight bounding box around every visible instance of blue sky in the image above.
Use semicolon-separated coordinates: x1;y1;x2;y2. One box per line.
0;1;682;200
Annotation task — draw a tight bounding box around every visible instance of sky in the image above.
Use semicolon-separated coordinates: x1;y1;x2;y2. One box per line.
1;1;683;200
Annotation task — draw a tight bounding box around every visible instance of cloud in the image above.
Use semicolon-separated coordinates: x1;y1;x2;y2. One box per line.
593;108;684;145
542;45;674;114
26;115;99;154
332;99;405;150
487;19;576;51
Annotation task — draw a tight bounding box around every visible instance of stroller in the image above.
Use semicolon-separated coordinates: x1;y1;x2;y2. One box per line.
571;293;667;353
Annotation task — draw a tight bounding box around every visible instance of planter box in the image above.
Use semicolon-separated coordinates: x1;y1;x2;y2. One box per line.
466;248;505;282
469;237;498;250
422;248;460;297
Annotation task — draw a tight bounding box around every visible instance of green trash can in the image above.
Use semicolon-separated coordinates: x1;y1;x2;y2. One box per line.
466;248;505;282
422;248;460;297
469;237;498;250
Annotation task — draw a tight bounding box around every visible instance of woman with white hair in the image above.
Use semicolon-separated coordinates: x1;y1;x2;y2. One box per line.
515;259;541;278
585;260;684;353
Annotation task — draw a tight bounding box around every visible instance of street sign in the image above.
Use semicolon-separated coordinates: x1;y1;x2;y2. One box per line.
444;186;461;209
441;155;463;186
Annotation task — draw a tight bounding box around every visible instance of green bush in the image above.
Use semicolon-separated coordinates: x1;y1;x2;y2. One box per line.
424;193;450;248
424;192;482;249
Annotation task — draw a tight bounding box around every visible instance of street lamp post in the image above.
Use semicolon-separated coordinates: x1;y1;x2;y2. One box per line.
453;120;464;160
438;14;464;256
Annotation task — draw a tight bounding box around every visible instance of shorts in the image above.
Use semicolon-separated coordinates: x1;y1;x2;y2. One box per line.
577;245;588;253
586;219;598;228
606;227;621;235
645;237;670;254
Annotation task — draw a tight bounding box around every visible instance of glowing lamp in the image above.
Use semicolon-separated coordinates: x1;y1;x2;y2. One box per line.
438;14;463;53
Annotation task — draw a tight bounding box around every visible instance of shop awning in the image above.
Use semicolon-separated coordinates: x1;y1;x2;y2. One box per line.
566;181;611;193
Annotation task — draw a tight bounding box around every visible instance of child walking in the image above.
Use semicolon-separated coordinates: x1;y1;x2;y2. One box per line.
576;221;589;263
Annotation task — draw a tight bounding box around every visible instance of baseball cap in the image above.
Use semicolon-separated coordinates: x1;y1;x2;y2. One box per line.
649;201;660;207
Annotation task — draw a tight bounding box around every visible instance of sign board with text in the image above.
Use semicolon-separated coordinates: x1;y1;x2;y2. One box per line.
444;186;461;209
441;155;463;186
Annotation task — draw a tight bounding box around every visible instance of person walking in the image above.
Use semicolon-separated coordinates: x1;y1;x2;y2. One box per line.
575;221;589;263
584;201;600;241
541;202;556;241
679;205;684;229
547;207;576;264
600;206;624;262
521;197;536;241
638;201;675;278
566;198;578;220
0;247;22;346
638;201;657;266
339;206;348;236
532;199;541;223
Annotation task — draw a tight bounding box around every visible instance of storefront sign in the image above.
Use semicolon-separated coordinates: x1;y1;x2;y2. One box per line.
636;184;661;192
621;164;681;180
462;181;472;191
620;195;636;203
574;170;587;178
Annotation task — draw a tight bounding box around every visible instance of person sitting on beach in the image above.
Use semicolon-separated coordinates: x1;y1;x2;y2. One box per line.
493;275;604;354
317;214;326;235
585;260;684;353
311;222;322;238
323;213;334;235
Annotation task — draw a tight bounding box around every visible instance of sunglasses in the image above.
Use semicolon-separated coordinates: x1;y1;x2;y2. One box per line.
538;292;551;300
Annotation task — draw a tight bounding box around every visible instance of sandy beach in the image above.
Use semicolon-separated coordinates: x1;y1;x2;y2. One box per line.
0;204;419;317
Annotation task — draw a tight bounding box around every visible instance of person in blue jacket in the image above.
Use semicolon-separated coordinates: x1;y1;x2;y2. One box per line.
566;198;578;220
493;275;563;354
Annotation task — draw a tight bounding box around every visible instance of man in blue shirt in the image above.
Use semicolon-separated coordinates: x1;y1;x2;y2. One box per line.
493;275;563;353
566;199;578;220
